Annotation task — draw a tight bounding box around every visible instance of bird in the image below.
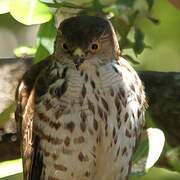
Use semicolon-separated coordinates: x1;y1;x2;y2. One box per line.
15;15;147;180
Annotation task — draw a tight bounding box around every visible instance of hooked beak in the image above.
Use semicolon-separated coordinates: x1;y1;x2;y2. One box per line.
74;58;85;69
73;48;85;69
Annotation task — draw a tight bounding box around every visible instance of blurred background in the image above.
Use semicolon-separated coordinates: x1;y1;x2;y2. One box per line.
0;0;180;179
0;0;180;71
137;0;180;71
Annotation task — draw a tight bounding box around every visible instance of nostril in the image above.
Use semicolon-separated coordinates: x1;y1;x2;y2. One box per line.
74;57;85;70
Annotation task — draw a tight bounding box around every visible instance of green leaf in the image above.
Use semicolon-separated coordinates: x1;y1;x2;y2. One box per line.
130;167;180;180
99;0;116;6
166;147;180;173
131;128;165;175
64;0;93;6
133;27;145;55
146;0;154;10
14;46;36;57
1;173;23;180
132;136;149;164
110;16;131;41
9;0;52;25
122;54;140;64
0;103;16;127
34;18;57;63
40;0;54;3
119;38;134;50
117;0;135;7
145;128;165;170
0;159;22;178
147;15;160;24
0;0;10;14
34;44;51;63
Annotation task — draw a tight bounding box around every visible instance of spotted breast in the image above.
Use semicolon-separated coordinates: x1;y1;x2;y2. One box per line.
16;56;145;180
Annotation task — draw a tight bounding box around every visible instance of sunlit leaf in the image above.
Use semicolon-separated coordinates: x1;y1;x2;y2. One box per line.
9;0;52;25
2;173;23;180
34;18;57;63
145;128;165;169
40;0;55;3
130;167;180;180
0;159;22;178
0;0;10;14
131;128;165;175
14;46;36;57
103;5;121;17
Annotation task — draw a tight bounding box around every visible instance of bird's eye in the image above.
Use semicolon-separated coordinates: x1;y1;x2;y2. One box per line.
90;42;100;52
62;43;68;50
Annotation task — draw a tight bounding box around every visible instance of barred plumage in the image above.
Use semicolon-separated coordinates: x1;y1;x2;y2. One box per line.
15;16;146;180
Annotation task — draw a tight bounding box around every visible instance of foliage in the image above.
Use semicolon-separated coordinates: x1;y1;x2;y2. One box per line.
166;147;180;173
0;103;16;127
34;17;57;62
0;0;158;63
14;46;36;57
131;128;165;176
0;0;52;25
0;159;22;178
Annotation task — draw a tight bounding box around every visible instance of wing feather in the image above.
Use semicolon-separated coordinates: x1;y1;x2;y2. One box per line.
15;57;50;180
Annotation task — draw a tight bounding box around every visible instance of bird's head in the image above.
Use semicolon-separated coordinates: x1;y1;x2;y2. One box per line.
53;16;120;69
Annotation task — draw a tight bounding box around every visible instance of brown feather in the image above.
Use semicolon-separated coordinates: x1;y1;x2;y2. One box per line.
15;57;51;180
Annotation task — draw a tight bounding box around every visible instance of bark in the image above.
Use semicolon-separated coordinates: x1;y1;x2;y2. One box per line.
0;57;179;161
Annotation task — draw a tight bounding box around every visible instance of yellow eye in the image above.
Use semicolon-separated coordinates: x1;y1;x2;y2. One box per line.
90;42;100;53
62;43;68;50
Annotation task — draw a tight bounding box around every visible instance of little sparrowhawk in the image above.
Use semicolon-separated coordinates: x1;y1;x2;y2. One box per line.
15;16;146;180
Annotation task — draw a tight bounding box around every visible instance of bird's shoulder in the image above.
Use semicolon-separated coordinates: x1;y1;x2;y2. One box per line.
15;57;51;117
